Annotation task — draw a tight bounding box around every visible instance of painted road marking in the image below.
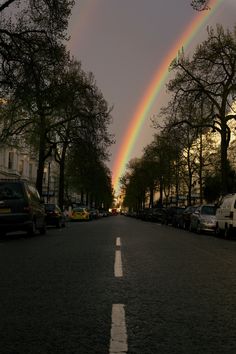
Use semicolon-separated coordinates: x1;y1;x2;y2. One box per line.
109;304;128;354
116;237;121;247
114;249;123;277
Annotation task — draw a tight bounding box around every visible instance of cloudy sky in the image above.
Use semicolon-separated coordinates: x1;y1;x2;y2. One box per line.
67;0;235;190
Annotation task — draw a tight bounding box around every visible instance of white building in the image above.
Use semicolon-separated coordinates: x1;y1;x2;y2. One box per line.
0;145;59;203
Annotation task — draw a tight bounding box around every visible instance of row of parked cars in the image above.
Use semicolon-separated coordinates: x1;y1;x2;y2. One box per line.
0;179;108;238
126;193;236;239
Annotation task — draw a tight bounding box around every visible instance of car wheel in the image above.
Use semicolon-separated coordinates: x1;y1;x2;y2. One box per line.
196;222;201;234
56;219;62;228
224;225;232;240
39;223;46;235
215;224;222;237
27;220;37;236
184;222;189;231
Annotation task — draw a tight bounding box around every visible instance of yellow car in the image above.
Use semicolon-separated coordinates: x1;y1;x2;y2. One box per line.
70;207;90;221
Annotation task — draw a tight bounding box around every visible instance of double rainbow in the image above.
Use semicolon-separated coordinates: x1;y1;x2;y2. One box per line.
112;0;223;194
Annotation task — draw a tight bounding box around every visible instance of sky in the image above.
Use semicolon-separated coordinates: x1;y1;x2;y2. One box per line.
67;0;236;194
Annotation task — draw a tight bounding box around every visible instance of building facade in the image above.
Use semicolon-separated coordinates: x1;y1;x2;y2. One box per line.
0;146;59;203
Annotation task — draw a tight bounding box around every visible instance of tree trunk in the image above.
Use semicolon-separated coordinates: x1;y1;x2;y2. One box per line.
220;121;229;194
149;186;154;208
199;129;203;204
159;177;163;206
36;117;46;196
58;149;66;210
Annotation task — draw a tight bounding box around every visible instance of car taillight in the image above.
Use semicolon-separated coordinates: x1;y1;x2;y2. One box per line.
49;211;59;216
24;206;32;213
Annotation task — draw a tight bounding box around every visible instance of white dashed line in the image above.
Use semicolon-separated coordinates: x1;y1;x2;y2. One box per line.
109;304;128;354
116;237;121;247
114;250;123;277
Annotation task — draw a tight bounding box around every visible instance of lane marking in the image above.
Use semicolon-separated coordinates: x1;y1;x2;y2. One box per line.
109;304;128;354
114;249;123;277
116;237;121;247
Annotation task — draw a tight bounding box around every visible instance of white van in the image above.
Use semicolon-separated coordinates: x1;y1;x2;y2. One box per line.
215;193;236;238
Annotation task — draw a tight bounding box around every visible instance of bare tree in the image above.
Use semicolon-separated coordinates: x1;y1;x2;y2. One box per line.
167;25;236;194
191;0;210;11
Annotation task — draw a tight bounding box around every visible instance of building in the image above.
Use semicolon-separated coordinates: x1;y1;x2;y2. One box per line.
0;145;59;203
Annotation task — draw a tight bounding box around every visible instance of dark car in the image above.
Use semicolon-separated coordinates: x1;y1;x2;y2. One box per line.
0;179;46;236
162;206;185;225
149;208;167;223
89;208;99;220
172;207;186;227
179;205;198;230
139;208;152;221
44;203;66;228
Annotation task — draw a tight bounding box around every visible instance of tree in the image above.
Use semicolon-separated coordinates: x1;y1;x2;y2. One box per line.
0;0;74;195
168;25;236;194
121;158;148;212
58;63;114;208
191;0;210;11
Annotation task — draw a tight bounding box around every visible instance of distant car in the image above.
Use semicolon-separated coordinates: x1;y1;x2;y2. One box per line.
70;207;90;221
111;208;118;215
99;209;108;217
0;179;46;236
89;208;99;219
190;204;217;234
44;203;66;228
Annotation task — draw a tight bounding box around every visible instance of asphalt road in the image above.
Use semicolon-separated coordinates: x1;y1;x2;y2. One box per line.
1;215;236;353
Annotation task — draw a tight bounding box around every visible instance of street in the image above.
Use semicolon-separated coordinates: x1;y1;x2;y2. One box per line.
1;215;236;354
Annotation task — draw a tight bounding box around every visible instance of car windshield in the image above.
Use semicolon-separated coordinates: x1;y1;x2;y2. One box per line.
201;206;216;215
0;183;24;200
73;207;86;212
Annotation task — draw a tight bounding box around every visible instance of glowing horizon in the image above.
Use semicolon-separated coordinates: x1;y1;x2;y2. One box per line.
112;0;223;194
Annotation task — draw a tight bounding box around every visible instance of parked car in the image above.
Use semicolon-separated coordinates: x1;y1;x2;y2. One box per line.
44;203;66;228
149;207;167;223
89;208;99;219
162;206;185;225
178;205;198;230
189;204;217;234
172;207;186;228
70;206;90;221
215;193;236;238
0;179;46;236
99;209;109;217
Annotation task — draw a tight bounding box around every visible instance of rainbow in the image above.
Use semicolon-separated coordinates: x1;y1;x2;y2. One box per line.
112;0;223;194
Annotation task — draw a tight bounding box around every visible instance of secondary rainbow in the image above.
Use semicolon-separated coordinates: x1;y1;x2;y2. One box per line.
112;0;223;194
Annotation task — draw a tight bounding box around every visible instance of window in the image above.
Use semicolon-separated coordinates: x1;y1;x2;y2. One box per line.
0;183;24;200
8;151;14;169
19;160;24;175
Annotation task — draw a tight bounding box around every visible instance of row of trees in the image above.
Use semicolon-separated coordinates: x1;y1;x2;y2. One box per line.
0;0;114;209
121;25;236;211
